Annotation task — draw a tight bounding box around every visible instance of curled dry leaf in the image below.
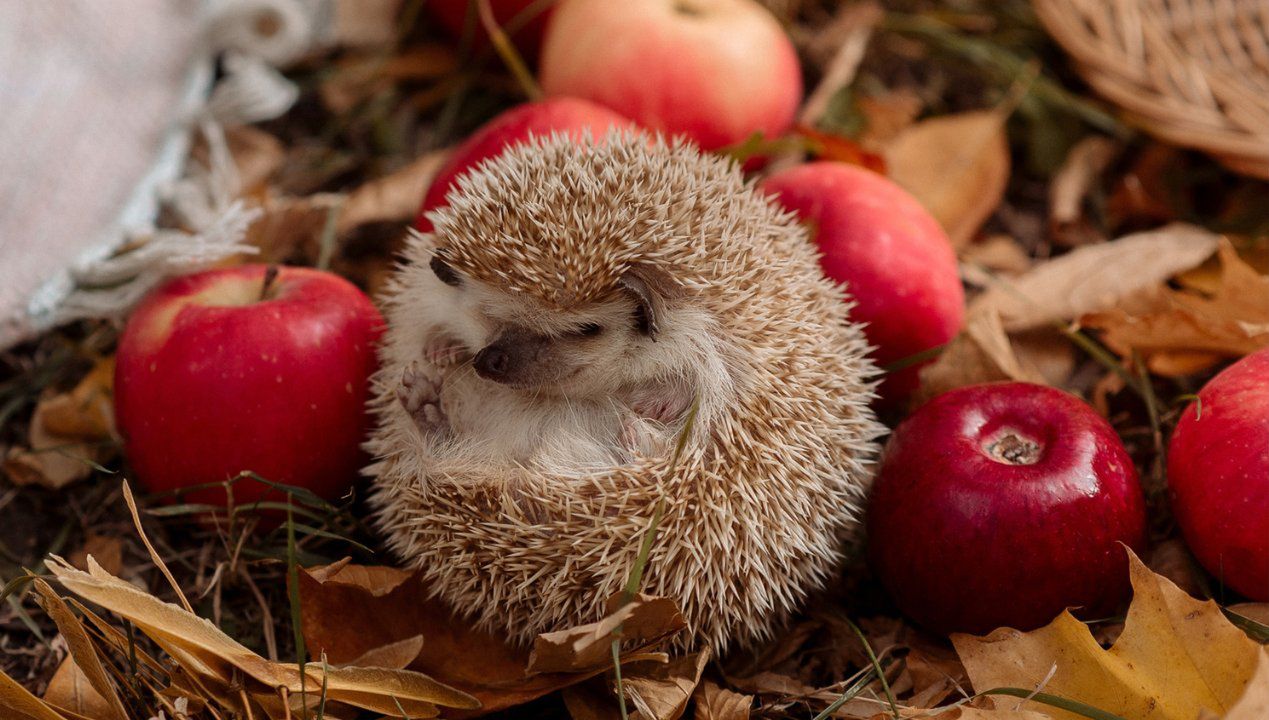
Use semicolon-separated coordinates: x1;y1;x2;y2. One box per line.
528;593;686;675
31;579;129;720
298;562;688;717
1081;241;1269;375
885;110;1010;248
44;556;478;718
1049;136;1121;247
917;309;1045;402
621;649;710;720
952;550;1263;720
693;679;753;720
337;148;451;233
43;656;114;720
970;223;1220;332
3;356;117;490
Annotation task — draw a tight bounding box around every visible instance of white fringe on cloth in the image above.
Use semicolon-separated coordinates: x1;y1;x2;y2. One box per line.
5;0;327;347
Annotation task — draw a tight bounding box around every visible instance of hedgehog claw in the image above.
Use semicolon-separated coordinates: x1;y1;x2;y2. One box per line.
398;361;447;434
423;332;469;368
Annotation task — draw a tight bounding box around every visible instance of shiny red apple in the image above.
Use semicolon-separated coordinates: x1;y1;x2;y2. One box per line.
1169;347;1269;600
428;0;552;56
867;382;1148;635
539;0;801;151
115;265;384;507
416;97;634;231
760;162;964;403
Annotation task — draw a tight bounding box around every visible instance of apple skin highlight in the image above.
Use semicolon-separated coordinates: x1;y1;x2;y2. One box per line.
1169;347;1269;601
115;265;384;507
867;382;1148;635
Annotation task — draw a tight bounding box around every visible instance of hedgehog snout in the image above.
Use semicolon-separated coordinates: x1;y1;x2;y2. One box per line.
473;325;555;386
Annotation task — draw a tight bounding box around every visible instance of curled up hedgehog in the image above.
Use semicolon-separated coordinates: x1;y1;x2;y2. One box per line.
366;132;884;653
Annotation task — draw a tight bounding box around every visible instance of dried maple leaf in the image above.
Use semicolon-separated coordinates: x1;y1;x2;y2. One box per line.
970;223;1220;331
1081;241;1269;374
884;110;1010;248
952;551;1265;720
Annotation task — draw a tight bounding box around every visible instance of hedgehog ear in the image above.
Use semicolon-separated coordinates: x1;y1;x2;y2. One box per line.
618;264;680;341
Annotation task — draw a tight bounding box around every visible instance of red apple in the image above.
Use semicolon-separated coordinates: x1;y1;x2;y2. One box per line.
115;265;384;508
760;162;964;403
429;0;552;56
417;97;635;231
1169;348;1269;600
867;382;1148;635
538;0;801;151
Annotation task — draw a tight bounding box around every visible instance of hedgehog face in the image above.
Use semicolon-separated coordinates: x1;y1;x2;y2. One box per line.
425;253;691;399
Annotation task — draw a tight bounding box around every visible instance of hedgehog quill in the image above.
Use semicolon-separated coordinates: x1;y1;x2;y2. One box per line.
367;132;884;652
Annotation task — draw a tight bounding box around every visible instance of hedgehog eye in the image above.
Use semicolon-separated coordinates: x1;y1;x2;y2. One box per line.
430;256;461;287
575;322;603;337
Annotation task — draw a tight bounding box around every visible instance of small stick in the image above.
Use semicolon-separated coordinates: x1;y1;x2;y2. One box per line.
260;265;281;301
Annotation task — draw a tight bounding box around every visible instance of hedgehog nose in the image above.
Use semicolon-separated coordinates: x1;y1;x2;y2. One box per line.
474;345;511;381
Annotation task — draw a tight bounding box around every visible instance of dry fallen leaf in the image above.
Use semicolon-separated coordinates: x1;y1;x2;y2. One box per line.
621;649;710;720
693;679;753;720
970;223;1220;332
917;309;1045;401
961;235;1032;278
952;550;1263;720
43;655;114;720
4;405;111;491
529;593;686;675
885;110;1010;248
39;357;114;440
44;555;478;718
1049;136;1121;247
857;89;924;148
31;579;129;720
337;148;451;233
69;535;124;578
1082;240;1269;374
299;561;687;717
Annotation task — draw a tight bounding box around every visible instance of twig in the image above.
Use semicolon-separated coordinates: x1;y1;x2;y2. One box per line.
476;0;542;100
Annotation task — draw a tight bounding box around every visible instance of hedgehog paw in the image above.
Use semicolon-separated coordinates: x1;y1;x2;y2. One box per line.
397;361;448;434
423;332;469;369
630;387;692;426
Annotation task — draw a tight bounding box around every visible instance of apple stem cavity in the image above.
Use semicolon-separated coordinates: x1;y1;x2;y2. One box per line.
260;265;281;302
985;430;1042;466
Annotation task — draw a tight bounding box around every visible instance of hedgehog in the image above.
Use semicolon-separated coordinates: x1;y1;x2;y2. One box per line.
365;132;884;653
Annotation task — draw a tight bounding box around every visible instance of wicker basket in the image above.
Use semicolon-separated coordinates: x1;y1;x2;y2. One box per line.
1033;0;1269;179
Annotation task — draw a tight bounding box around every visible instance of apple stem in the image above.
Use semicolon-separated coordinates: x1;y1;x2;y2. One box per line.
260;265;280;302
986;432;1042;466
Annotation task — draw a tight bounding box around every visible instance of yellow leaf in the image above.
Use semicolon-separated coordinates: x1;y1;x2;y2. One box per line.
952;551;1262;720
42;656;113;720
44;556;479;717
31;580;128;720
885;110;1010;248
0;668;66;720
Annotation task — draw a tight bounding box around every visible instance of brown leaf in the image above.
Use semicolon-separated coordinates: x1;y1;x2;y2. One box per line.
1146;539;1205;599
905;644;967;709
39;358;114;440
331;0;404;47
918;309;1045;401
46;556;477;718
622;650;710;720
337;149;450;233
972;224;1220;331
1229;603;1269;628
1082;240;1269;374
0;667;66;720
43;655;114;720
529;594;686;675
31;580;128;720
885;110;1010;248
345;635;425;670
191;126;285;194
69;536;124;578
244;192;344;263
857;89;924;148
4;397;112;490
298;562;682;717
694;680;752;720
1049;136;1121;247
961;235;1032;277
